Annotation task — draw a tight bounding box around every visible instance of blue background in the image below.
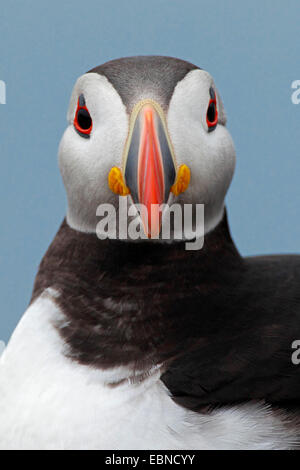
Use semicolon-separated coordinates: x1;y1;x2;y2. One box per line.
1;0;300;342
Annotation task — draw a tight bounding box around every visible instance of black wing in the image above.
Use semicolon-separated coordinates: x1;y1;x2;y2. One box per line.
162;255;300;410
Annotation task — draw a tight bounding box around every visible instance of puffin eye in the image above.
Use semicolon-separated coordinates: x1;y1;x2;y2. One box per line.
206;88;218;132
74;95;92;137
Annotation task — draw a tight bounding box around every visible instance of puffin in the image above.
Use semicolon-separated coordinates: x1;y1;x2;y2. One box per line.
1;56;300;450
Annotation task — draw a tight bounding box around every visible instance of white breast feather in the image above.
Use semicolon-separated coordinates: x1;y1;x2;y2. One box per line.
0;289;297;450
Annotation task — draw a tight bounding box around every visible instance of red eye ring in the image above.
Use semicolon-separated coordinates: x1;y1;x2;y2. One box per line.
74;95;93;136
206;91;218;131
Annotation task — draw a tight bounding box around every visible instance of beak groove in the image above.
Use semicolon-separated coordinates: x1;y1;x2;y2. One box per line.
124;100;176;237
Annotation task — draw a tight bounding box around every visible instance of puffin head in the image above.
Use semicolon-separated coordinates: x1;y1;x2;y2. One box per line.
59;56;236;241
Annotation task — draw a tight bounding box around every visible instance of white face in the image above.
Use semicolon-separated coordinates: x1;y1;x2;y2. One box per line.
167;69;236;234
59;69;236;237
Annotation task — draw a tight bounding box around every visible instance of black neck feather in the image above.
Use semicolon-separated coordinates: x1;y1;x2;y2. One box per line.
31;210;244;370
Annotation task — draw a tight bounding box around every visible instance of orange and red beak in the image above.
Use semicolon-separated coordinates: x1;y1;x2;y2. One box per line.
124;101;176;237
